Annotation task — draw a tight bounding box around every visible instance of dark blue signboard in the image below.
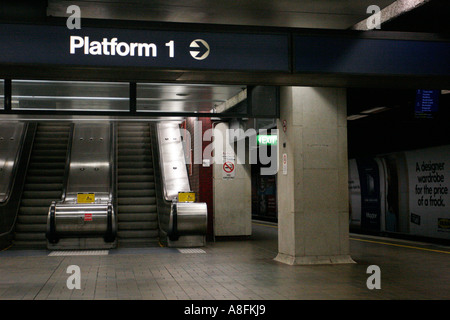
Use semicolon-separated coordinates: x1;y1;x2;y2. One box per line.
0;24;289;72
294;35;450;76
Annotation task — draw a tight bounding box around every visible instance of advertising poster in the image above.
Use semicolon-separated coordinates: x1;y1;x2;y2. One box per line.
356;158;381;231
405;145;450;239
348;159;362;228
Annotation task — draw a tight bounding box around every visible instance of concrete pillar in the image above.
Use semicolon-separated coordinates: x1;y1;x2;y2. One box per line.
212;122;252;237
274;87;355;265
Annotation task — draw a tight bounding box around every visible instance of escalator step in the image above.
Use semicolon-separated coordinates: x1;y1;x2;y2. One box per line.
20;198;57;207
22;190;62;199
118;175;154;183
118;221;158;230
117;238;160;248
118;189;155;197
17;215;47;224
13;240;47;249
118;137;151;143
26;176;63;183
29;155;67;162
118;182;155;190
118;168;154;175
118;155;153;162
118;132;150;138
19;206;49;215
118;161;152;169
14;232;46;241
118;197;156;205
33;144;69;150
118;213;157;222
24;183;63;191
116;149;150;156
118;142;151;148
117;230;159;239
28;162;66;169
118;205;157;213
15;224;47;233
31;149;67;157
26;169;65;176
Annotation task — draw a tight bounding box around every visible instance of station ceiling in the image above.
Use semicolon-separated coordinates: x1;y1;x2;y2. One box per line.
45;0;397;30
1;1;449;155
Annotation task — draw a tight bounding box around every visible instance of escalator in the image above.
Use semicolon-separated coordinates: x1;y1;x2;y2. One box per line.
13;123;71;249
117;123;159;247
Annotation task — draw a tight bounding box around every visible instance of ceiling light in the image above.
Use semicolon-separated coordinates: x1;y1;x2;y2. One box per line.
347;114;369;121
360;106;389;114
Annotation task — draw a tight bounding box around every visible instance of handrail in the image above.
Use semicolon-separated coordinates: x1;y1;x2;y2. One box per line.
0;122;26;204
156;122;191;201
110;122;116;203
149;123;171;240
60;123;74;202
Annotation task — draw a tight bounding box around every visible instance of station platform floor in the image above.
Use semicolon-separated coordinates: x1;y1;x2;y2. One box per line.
0;221;449;301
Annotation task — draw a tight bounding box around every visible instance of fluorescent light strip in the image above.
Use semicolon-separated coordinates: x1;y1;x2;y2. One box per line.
347;114;369;121
12;95;128;101
360;106;389;114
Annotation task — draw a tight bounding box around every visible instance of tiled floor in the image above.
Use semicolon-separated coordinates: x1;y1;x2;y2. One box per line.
0;222;449;300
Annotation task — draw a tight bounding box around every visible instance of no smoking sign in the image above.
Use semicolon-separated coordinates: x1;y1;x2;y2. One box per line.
222;152;236;180
223;161;235;173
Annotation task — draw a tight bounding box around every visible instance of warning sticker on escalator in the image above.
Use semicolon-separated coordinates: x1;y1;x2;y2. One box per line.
77;193;95;204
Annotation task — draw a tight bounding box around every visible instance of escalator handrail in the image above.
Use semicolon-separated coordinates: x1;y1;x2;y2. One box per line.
60;123;74;202
110;122;116;203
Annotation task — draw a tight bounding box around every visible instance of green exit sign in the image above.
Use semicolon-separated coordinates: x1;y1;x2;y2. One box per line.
257;135;278;145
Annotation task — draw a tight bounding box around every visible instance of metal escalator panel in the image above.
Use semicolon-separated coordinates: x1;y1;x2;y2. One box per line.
13;123;71;249
117;123;159;247
45;122;116;250
0;122;26;203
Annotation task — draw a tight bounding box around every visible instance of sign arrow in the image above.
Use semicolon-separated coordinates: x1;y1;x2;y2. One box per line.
189;39;210;60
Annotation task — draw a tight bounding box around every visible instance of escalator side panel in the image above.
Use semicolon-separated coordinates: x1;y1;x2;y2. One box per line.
0;123;37;250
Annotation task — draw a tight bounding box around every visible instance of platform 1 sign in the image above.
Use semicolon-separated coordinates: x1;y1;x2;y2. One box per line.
0;24;289;72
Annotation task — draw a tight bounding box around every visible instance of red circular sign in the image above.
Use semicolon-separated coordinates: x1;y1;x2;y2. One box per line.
223;161;235;173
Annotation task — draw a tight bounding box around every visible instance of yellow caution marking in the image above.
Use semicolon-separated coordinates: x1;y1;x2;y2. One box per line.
252;221;450;255
77;193;95;204
349;237;450;255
